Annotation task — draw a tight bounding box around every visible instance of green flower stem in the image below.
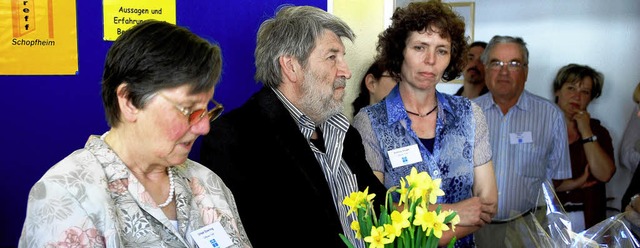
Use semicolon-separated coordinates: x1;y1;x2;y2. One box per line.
338;234;354;248
447;236;457;248
426;230;435;248
416;226;424;247
357;208;372;238
444;212;457;223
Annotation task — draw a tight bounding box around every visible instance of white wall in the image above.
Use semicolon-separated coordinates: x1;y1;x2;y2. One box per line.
473;0;640;212
334;0;640;212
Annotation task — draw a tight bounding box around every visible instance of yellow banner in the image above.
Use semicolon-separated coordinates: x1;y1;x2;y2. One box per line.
103;0;175;41
0;0;78;75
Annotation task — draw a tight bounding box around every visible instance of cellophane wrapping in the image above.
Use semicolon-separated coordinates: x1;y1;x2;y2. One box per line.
502;181;640;247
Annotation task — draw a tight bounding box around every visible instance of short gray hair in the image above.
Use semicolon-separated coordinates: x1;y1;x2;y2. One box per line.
254;5;354;88
481;35;529;65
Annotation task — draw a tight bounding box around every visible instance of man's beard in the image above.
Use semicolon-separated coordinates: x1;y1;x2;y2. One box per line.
465;67;483;85
299;69;345;124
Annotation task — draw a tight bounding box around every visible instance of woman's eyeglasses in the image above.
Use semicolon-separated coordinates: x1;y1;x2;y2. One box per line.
159;94;224;125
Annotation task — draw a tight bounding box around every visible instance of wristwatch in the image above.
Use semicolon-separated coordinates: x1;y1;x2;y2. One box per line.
581;135;598;144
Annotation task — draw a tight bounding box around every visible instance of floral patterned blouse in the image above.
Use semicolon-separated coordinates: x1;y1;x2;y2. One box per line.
19;135;252;248
353;88;492;248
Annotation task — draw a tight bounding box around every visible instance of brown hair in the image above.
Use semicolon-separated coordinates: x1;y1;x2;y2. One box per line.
376;0;467;82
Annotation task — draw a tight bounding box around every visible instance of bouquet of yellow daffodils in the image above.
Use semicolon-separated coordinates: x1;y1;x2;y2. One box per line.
340;167;459;248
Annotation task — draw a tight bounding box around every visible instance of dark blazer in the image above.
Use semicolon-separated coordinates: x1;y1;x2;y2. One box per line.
200;87;387;247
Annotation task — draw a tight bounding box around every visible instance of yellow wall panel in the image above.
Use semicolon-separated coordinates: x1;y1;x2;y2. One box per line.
331;0;387;119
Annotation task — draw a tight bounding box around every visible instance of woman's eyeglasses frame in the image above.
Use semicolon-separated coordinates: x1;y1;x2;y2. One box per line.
158;93;224;125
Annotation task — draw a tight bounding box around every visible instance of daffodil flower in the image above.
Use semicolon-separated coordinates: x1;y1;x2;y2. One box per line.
364;226;393;248
430;211;451;238
397;178;409;207
350;220;362;238
339;167;458;248
425;178;445;204
442;210;460;232
342;186;375;216
413;205;437;233
383;223;402;239
390;209;411;229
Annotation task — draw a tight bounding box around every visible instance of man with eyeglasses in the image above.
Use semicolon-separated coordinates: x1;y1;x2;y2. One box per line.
473;35;571;247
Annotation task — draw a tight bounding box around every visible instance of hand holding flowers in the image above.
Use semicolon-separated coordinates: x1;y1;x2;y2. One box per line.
340;167;459;248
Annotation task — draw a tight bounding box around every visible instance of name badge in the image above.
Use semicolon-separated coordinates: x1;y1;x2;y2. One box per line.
387;144;423;168
190;222;233;248
509;131;533;144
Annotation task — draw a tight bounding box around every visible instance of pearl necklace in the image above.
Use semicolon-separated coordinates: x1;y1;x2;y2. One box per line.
157;168;175;208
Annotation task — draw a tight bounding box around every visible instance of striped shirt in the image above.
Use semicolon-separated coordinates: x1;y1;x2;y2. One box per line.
272;88;364;248
474;90;571;220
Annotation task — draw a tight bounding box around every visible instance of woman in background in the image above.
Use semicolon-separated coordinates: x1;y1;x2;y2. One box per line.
553;63;615;232
351;59;397;116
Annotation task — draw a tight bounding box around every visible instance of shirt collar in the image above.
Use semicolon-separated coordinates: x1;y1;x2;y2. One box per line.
481;90;530;112
271;87;349;138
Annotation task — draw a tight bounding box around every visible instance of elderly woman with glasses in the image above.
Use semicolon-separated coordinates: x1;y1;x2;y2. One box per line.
553;64;615;232
19;20;252;247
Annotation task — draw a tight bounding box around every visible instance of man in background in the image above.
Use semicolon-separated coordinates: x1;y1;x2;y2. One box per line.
455;41;489;99
473;35;571;247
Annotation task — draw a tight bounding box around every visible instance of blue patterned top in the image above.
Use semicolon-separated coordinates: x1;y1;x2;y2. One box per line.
353;86;492;247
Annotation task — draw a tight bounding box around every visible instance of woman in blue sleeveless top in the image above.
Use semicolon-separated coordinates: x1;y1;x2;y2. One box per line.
352;1;498;247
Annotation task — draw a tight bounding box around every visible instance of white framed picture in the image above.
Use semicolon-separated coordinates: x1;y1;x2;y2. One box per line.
449;2;475;42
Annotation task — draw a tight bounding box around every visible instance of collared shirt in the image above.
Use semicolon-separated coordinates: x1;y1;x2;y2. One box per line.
474;90;571;220
20;135;252;248
353;87;491;247
272;88;363;248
